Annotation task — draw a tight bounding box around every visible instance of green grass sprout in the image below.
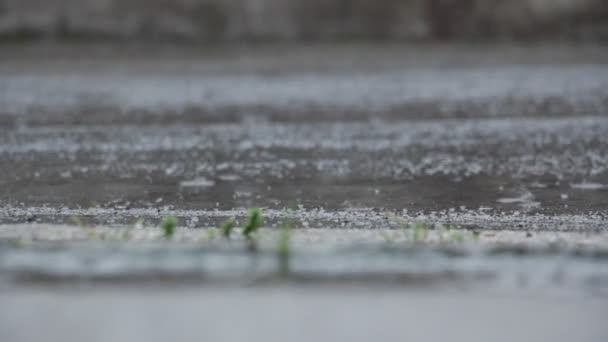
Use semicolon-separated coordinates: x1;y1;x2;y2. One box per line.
207;227;217;241
385;212;412;241
277;208;296;275
161;215;177;238
449;228;465;243
277;221;292;275
122;218;143;240
438;224;446;244
70;216;96;239
412;222;428;243
220;218;235;239
379;231;393;243
242;208;262;239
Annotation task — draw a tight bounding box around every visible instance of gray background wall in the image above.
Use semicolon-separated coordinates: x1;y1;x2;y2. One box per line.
0;0;607;42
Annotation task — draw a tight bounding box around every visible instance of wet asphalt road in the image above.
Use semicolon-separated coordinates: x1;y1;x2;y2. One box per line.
0;44;607;229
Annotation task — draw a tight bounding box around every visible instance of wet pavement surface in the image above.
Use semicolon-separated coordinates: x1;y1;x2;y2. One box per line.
1;44;608;340
1;44;607;228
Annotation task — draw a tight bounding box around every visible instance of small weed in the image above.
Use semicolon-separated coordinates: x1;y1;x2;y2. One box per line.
438;224;446;244
276;227;291;258
387;213;473;245
121;229;132;240
386;212;411;241
207;228;218;241
70;216;85;228
161;215;177;238
220;218;235;239
277;209;295;275
70;216;96;239
412;223;420;242
133;218;144;228
449;228;465;243
242;208;262;239
122;218;143;240
412;222;429;243
379;231;393;243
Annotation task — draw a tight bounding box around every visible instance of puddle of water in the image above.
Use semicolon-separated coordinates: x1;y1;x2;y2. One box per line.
570;182;607;190
2;118;608;220
179;177;216;189
496;190;541;210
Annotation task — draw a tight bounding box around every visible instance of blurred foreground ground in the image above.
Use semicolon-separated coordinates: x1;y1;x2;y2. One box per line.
1;287;607;342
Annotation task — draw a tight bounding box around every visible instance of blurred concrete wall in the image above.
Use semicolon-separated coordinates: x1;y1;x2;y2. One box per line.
0;0;606;42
